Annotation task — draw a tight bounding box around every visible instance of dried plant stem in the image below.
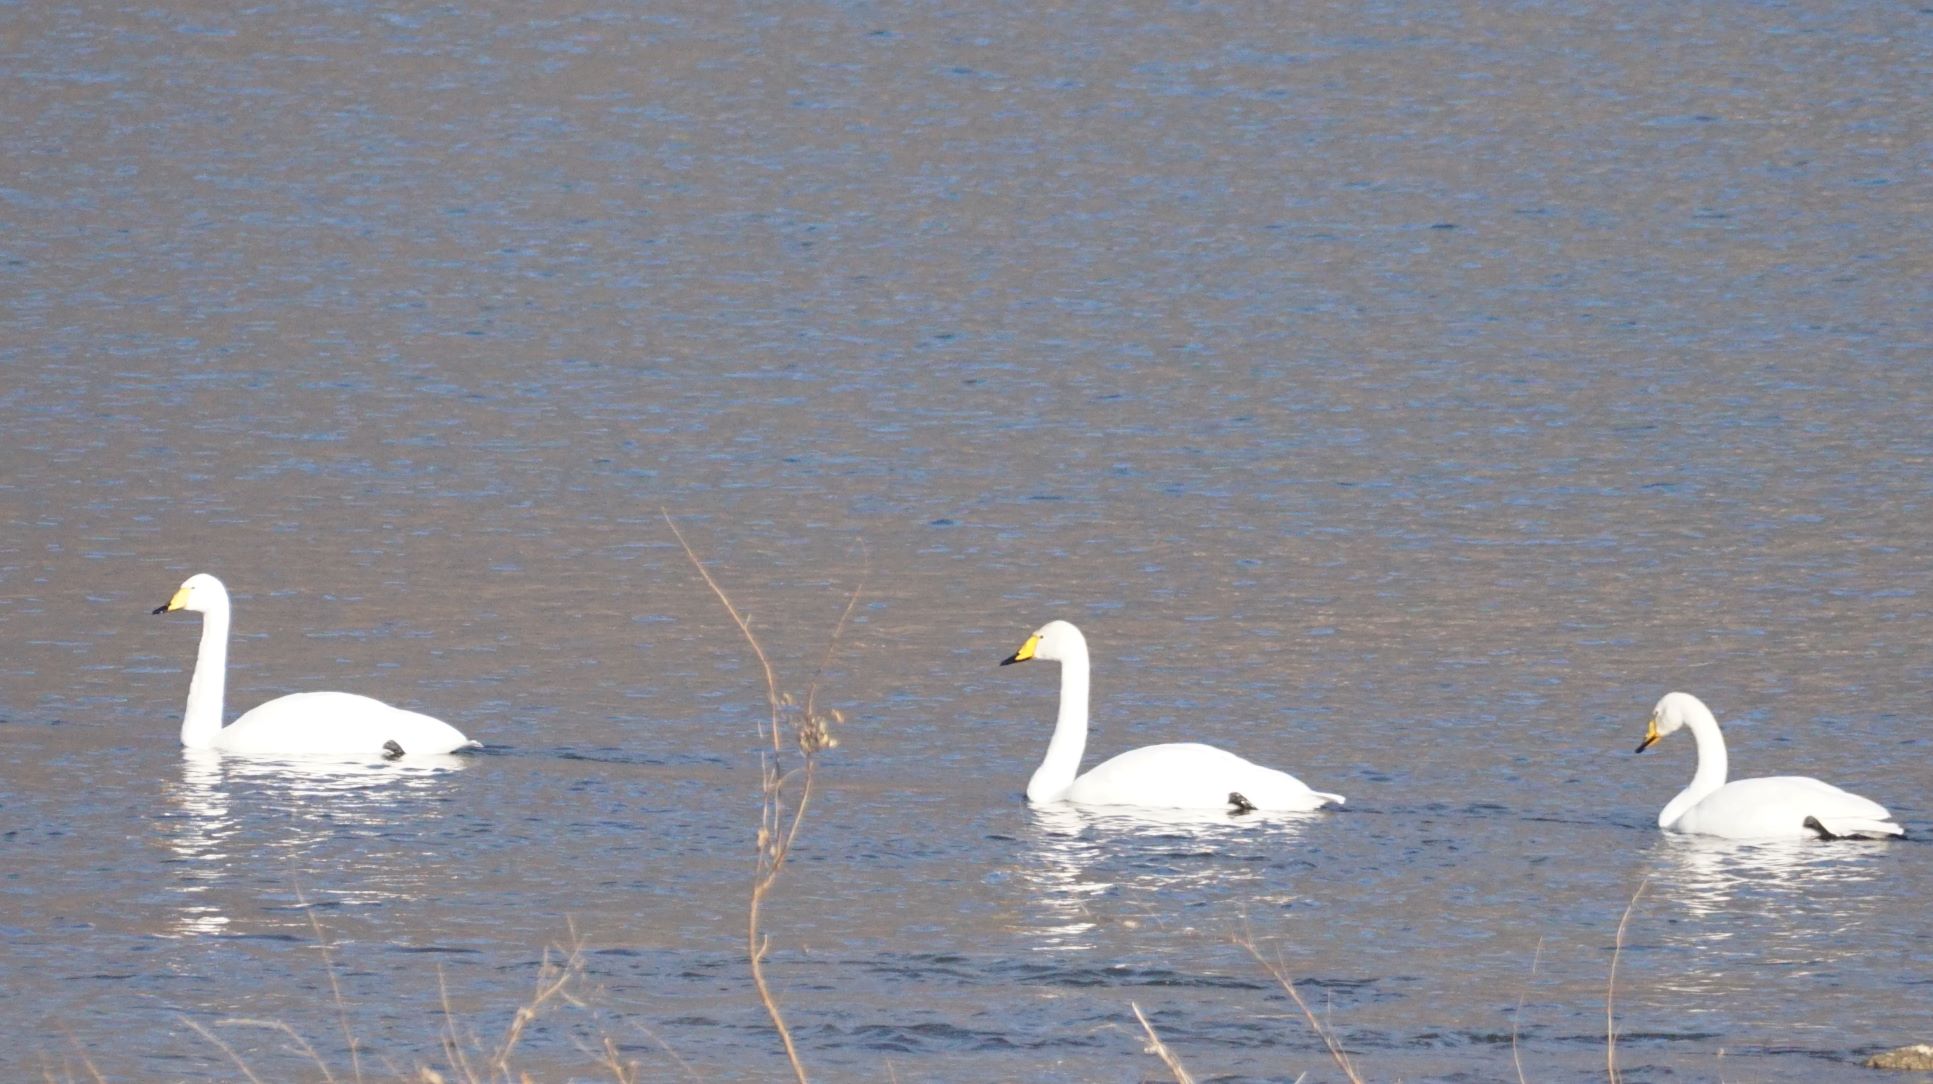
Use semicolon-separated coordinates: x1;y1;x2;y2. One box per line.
1607;878;1647;1084
1131;1002;1197;1084
663;511;864;1084
434;965;483;1084
605;1018;701;1084
801;538;866;728
593;1034;640;1084
490;927;588;1074
1235;923;1366;1084
44;1040;110;1084
1511;937;1544;1084
747;798;803;1071
295;888;363;1084
180;1017;270;1084
211;1020;338;1083
661;511;783;747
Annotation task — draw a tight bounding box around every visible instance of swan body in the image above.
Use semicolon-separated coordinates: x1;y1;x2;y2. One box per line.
154;573;478;757
1001;620;1343;812
1636;691;1900;840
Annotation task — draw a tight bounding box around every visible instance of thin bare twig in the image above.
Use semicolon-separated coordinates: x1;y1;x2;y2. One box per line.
50;1038;109;1084
1235;920;1366;1084
181;1017;269;1084
802;538;869;724
434;965;480;1084
663;511;864;1084
1607;879;1648;1084
1131;1002;1197;1084
593;1034;640;1084
295;887;362;1084
490;929;586;1073
214;1019;338;1083
1512;937;1545;1084
661;511;782;748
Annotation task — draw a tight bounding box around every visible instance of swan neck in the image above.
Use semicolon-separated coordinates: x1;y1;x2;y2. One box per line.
1027;644;1090;802
180;603;229;748
1683;706;1730;792
1660;704;1729;827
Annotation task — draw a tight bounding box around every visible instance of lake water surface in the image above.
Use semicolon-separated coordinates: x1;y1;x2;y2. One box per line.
3;1;1930;1080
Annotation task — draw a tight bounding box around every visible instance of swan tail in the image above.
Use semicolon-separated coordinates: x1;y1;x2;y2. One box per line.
1312;790;1346;807
1805;815;1905;840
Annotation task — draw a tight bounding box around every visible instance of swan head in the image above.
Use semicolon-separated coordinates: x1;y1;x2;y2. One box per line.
1637;691;1708;753
153;573;229;616
1000;619;1087;666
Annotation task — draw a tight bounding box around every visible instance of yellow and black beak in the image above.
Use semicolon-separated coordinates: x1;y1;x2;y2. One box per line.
152;585;190;616
1634;714;1660;754
1000;633;1040;666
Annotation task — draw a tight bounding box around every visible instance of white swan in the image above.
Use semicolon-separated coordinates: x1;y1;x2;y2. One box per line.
154;573;479;758
1000;620;1344;812
1636;691;1901;840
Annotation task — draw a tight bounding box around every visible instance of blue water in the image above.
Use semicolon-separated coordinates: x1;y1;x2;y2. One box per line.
3;1;1930;1080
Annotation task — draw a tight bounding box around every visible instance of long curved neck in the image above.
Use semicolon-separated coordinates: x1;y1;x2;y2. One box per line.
1659;703;1729;827
180;602;230;748
1027;644;1090;802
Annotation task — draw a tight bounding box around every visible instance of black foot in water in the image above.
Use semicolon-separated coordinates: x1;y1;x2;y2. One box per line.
1802;816;1835;840
382;740;405;760
1228;791;1257;815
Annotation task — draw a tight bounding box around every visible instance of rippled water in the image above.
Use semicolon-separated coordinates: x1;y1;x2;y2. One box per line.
4;0;1929;1080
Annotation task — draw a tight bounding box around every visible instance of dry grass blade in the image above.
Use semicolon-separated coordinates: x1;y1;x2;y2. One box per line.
1131;1002;1197;1084
622;1018;703;1083
180;1017;270;1084
295;887;363;1084
663;511;865;1084
434;965;481;1084
490;928;589;1074
802;538;868;725
1607;878;1648;1084
178;910;626;1084
43;1045;109;1084
661;510;783;749
591;1034;642;1084
1512;937;1545;1084
214;1019;338;1083
1235;921;1366;1084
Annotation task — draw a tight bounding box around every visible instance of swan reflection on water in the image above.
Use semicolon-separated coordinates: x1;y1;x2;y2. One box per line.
161;749;472;937
1012;803;1324;952
1641;832;1891;999
1646;832;1889;916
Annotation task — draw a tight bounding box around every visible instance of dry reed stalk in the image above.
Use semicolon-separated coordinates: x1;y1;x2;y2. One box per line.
40;1051;109;1082
208;1019;339;1082
180;1017;271;1084
1131;1001;1198;1084
427;927;600;1084
592;1034;641;1084
295;886;364;1084
1234;921;1366;1084
40;1048;108;1084
663;511;864;1084
1511;937;1544;1084
617;1020;700;1083
489;928;591;1074
1606;878;1647;1084
435;965;482;1084
178;898;623;1082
